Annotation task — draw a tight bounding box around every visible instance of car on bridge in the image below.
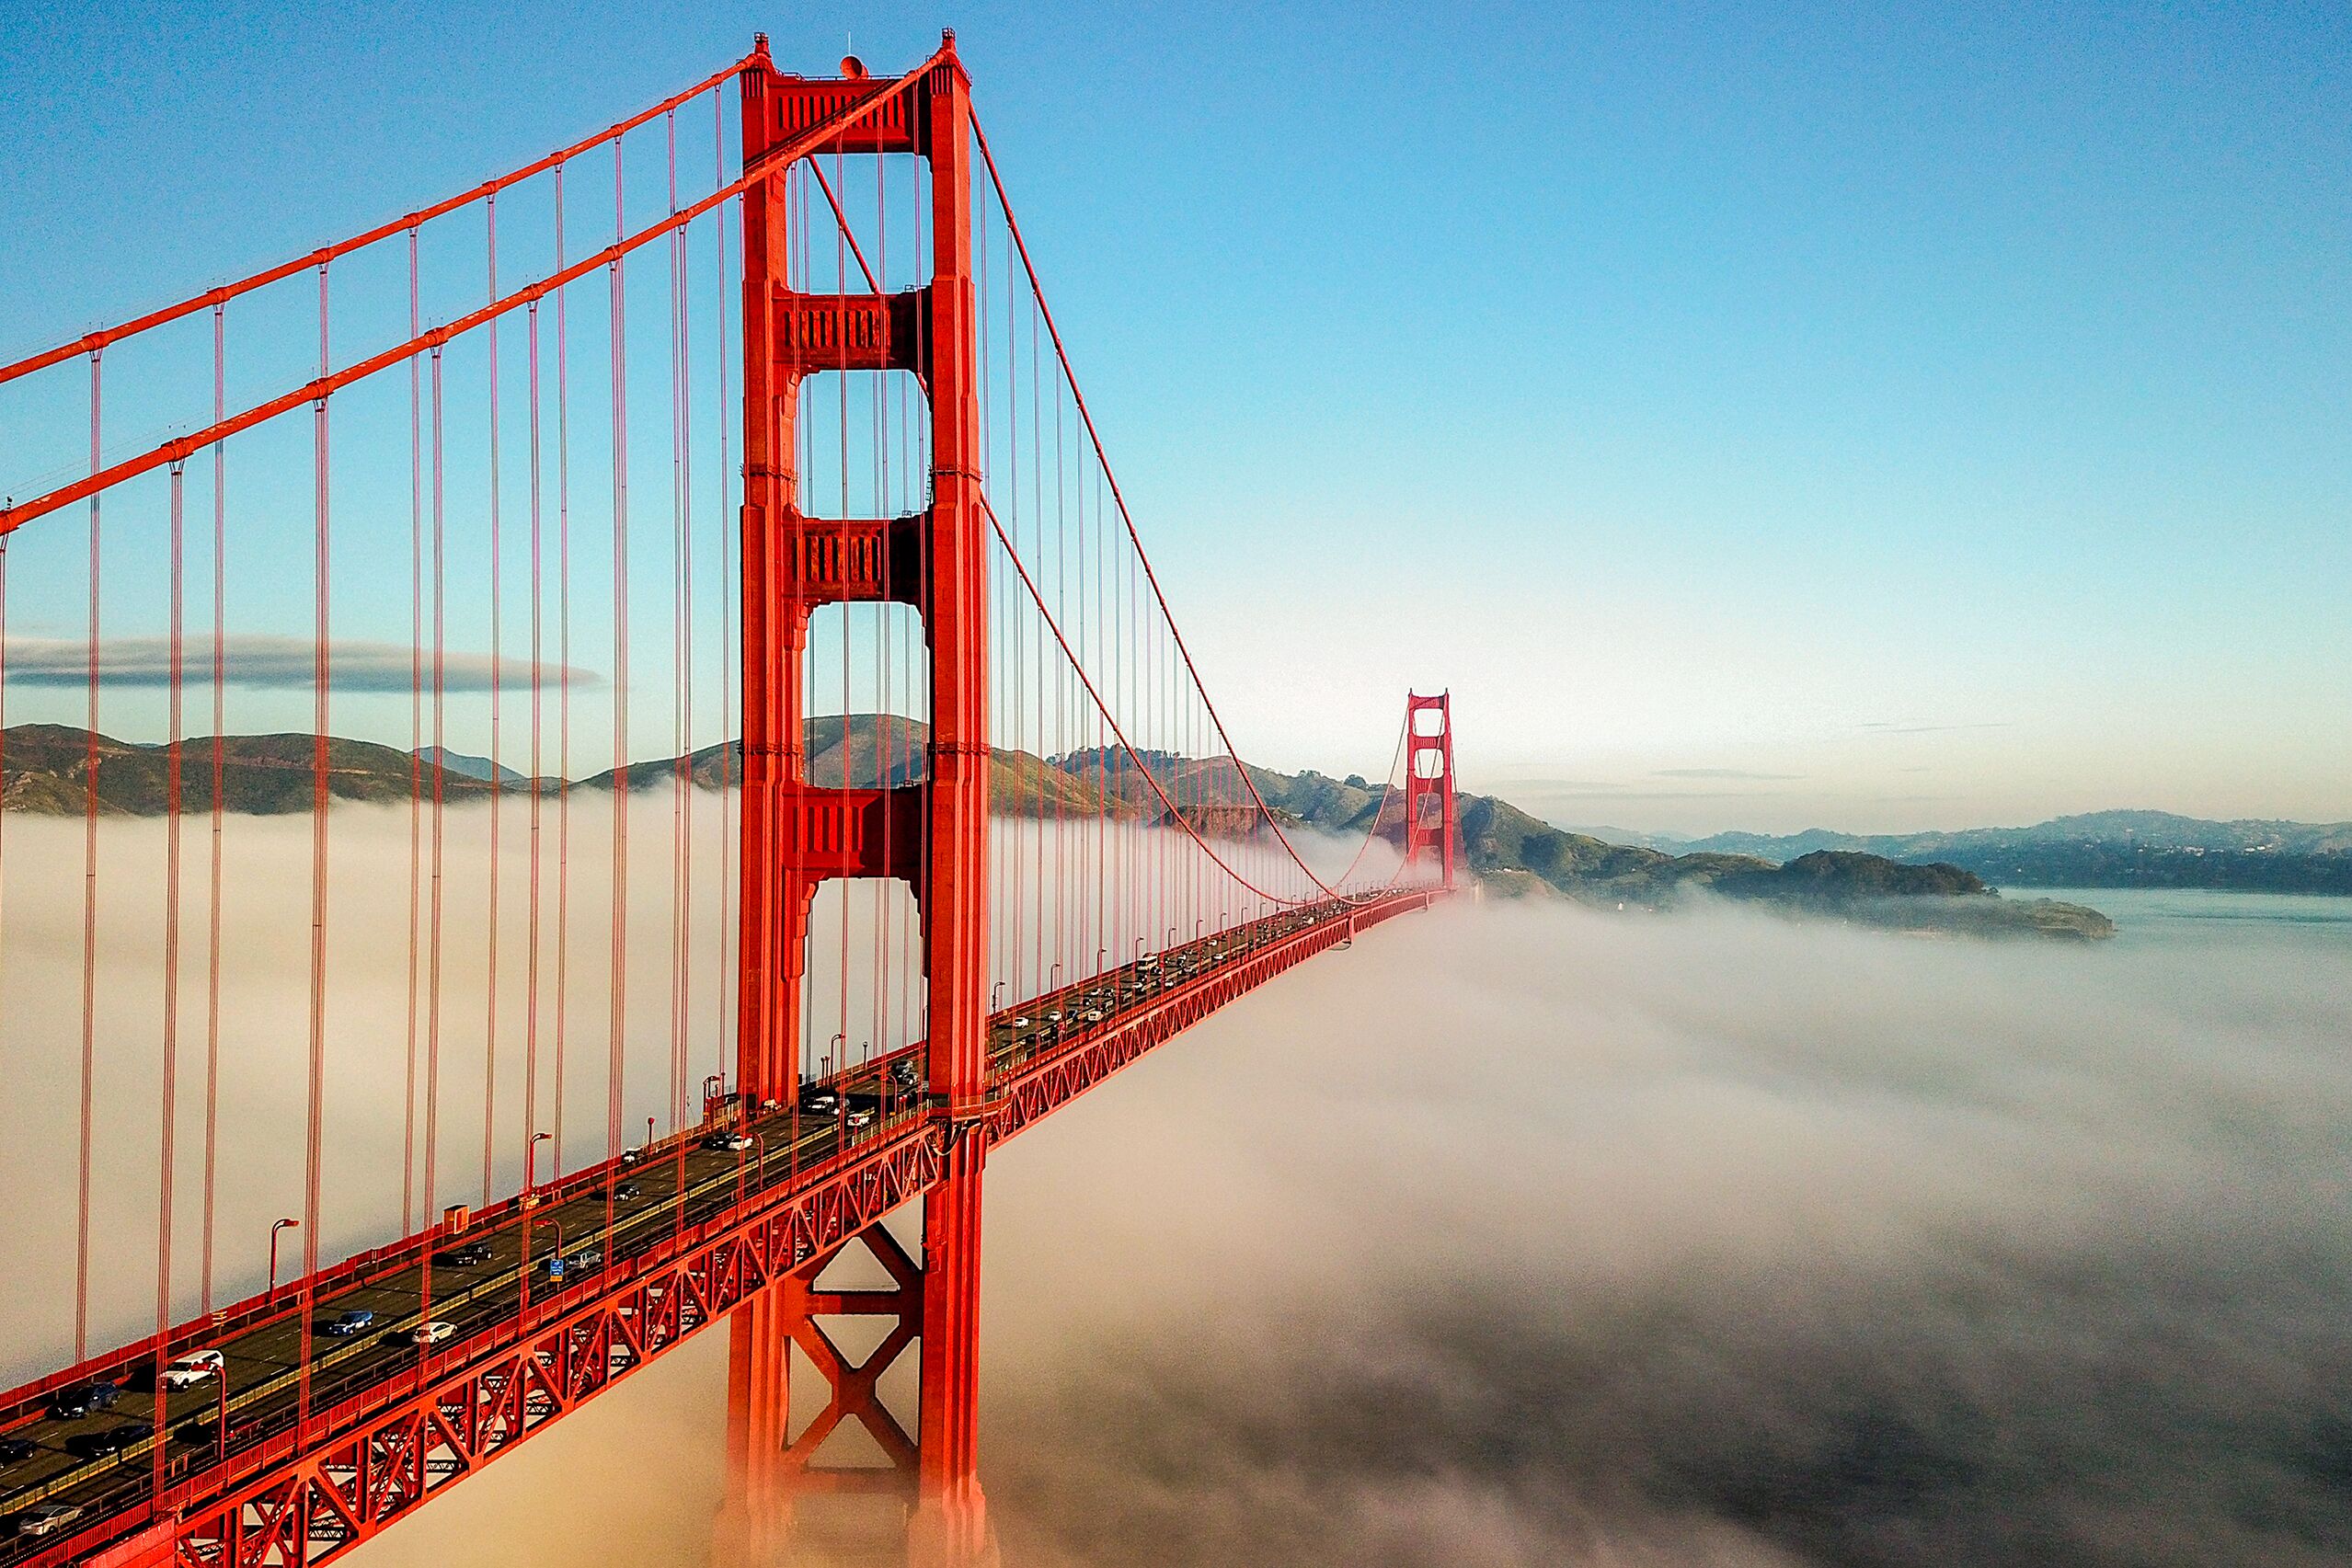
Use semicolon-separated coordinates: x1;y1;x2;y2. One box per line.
704;1129;754;1153
5;1503;85;1539
409;1322;456;1347
66;1425;143;1459
161;1349;225;1389
436;1240;494;1267
322;1309;376;1337
0;1435;36;1467
797;1084;840;1116
611;1181;643;1202
49;1379;120;1419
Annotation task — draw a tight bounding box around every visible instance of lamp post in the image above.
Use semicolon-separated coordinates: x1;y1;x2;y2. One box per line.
525;1130;552;1201
523;1217;565;1316
828;1032;845;1079
268;1218;300;1301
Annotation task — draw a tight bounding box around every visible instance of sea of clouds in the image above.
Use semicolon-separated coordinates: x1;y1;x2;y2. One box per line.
6;806;2349;1566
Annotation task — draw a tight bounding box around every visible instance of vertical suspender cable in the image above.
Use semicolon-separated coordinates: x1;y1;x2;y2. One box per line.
201;306;225;1313
75;349;100;1364
300;260;332;1425
834;143;850;1090
554;164;572;1177
673;113;695;1120
666;109;687;1129
483;196;504;1208
525;298;545;1166
609;140;631;1162
405;230;424;1236
710;92;729;1085
424;345;448;1265
152;458;186;1494
713;90;734;1087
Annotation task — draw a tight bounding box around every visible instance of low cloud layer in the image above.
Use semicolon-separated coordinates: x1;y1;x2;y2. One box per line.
6;806;2347;1567
971;901;2352;1567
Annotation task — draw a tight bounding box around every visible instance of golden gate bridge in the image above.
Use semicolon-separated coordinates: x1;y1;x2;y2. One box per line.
0;34;1458;1566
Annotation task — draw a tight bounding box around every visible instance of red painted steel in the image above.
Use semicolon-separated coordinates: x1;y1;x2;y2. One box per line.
10;893;1429;1568
1404;692;1459;889
732;33;1001;1562
0;35;1463;1568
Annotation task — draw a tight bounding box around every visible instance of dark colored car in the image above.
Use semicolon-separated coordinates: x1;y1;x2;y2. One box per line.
67;1425;143;1459
49;1380;120;1420
0;1435;34;1466
889;1059;920;1091
437;1241;494;1267
321;1309;376;1337
611;1182;642;1203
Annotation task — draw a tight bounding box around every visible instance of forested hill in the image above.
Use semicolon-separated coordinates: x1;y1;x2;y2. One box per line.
0;720;2110;938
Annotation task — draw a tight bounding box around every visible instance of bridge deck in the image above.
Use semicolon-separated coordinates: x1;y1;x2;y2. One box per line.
0;892;1433;1563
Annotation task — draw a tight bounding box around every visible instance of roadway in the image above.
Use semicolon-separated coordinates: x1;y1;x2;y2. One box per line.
0;899;1362;1553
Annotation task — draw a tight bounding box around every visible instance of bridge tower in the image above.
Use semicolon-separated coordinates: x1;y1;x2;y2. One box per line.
730;33;996;1567
1403;691;1458;888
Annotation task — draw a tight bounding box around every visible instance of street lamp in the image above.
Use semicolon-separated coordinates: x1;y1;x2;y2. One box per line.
828;1032;845;1079
268;1218;300;1300
991;980;1004;1011
525;1131;552;1200
524;1217;565;1315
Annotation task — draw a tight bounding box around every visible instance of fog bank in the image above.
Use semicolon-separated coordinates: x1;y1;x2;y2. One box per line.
8;798;2347;1566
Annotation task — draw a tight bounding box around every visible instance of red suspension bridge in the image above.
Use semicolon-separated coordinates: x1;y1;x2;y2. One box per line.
0;35;1457;1568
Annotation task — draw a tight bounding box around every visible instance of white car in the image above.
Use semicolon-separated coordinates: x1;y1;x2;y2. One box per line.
703;1131;753;1153
161;1350;224;1390
9;1504;85;1539
409;1321;456;1347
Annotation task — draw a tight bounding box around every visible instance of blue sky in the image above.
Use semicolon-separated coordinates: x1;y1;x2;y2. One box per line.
0;1;2346;833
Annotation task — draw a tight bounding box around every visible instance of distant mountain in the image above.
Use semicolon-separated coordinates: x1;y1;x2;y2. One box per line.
0;720;2110;939
413;746;525;785
1679;810;2352;894
1440;795;2110;940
